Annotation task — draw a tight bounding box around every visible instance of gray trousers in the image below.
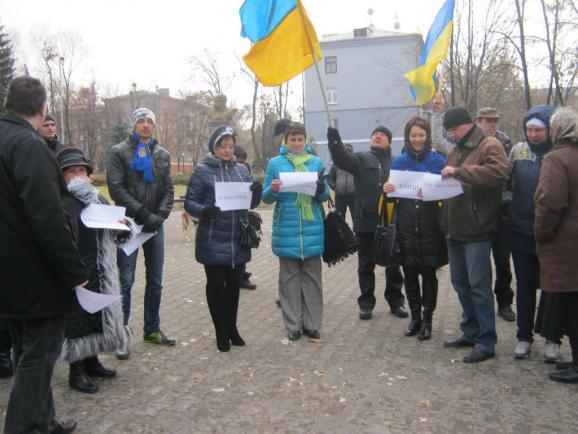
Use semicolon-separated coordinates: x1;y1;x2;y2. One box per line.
278;256;323;332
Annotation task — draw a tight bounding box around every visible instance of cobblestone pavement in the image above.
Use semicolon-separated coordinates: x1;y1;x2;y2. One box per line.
1;208;577;434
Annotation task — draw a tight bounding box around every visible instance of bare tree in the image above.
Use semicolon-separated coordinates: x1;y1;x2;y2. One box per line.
189;49;234;98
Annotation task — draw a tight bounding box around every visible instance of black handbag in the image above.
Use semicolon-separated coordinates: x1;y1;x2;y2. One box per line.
371;194;401;267
240;210;262;249
322;196;358;266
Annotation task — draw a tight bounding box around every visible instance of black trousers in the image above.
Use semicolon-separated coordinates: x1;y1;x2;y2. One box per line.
335;194;355;222
402;265;438;320
0;319;11;352
356;232;405;311
4;316;65;434
204;265;243;338
492;216;514;307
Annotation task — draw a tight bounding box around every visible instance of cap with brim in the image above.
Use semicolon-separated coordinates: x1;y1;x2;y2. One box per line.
57;148;93;176
476;107;501;119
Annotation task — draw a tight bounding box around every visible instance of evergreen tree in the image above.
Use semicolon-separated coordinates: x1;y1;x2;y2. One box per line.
104;116;129;166
0;23;15;113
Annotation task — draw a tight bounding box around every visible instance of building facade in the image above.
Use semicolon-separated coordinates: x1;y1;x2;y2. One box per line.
303;28;424;165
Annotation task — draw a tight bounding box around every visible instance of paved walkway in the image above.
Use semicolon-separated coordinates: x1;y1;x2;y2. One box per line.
1;209;577;433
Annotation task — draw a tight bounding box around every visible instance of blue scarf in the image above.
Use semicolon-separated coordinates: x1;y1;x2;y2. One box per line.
129;133;156;183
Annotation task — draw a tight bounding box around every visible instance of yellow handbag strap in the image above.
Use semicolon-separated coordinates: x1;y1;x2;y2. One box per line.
377;193;396;226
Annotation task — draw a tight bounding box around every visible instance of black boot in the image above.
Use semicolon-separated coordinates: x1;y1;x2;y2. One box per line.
404;311;422;336
69;361;98;394
206;282;230;352
84;356;117;378
418;268;438;341
225;284;245;347
402;267;422;337
0;350;13;379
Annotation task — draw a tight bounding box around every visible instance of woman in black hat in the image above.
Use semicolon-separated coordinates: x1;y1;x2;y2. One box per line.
57;148;132;393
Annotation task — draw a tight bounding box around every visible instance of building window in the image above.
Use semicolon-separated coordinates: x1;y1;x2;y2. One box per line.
327;87;338;105
325;56;337;74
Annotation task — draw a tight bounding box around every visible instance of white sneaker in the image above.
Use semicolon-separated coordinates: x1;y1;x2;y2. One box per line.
514;341;532;359
544;340;561;363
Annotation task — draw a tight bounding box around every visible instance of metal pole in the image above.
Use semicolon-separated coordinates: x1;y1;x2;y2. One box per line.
59;56;65;143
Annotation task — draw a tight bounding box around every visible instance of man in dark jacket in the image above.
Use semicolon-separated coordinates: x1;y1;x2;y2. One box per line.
107;107;175;357
38;113;67;155
327;143;356;221
476;107;515;322
440;107;508;363
0;76;87;434
327;126;407;320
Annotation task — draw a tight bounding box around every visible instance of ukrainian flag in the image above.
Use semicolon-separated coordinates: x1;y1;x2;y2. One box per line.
240;0;323;87
404;0;455;106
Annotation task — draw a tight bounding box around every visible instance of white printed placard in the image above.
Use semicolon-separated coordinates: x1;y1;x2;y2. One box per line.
214;182;252;211
75;287;121;314
421;173;463;201
279;172;318;196
387;170;423;200
120;224;156;256
80;204;130;231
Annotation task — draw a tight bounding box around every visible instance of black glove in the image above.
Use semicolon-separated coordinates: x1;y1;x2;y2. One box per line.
249;181;263;208
327;127;343;146
201;205;222;219
142;213;163;233
135;206;152;225
249;181;262;192
315;169;326;196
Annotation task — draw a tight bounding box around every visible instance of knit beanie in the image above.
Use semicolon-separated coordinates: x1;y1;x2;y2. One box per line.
443;107;473;130
274;118;291;137
44;113;56;123
57;147;93;176
208;125;236;153
130;107;156;131
371;126;392;143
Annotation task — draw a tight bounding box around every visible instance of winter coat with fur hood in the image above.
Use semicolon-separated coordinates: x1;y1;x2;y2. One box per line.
60;178;132;363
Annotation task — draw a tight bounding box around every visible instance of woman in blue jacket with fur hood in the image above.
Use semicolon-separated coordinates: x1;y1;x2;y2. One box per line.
185;125;262;352
263;122;330;341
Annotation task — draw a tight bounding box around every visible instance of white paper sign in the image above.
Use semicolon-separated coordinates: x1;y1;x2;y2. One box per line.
81;204;130;231
120;224;156;256
387;170;423;199
387;170;463;201
279;172;318;196
75;287;121;314
214;182;252;211
421;173;464;201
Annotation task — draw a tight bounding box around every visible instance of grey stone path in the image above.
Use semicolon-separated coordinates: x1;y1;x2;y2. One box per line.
1;209;577;433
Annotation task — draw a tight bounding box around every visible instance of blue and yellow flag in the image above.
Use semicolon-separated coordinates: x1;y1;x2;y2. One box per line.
240;0;323;87
404;0;455;106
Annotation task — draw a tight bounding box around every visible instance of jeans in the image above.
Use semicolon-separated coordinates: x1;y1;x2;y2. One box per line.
447;239;497;354
4;316;65;434
492;216;514;307
118;225;165;334
356;232;405;311
335;194;355;222
511;251;539;343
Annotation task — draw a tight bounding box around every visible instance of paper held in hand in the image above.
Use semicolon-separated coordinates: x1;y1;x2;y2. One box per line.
120;224;155;256
80;204;130;231
75;286;121;314
279;172;317;196
387;170;463;201
214;182;253;211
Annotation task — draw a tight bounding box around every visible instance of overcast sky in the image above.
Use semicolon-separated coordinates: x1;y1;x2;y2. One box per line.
2;0;477;108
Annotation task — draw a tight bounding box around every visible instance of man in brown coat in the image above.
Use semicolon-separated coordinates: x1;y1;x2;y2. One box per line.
439;107;508;363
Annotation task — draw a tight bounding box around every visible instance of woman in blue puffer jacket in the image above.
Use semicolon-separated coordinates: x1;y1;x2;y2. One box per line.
263;122;330;341
185;125;262;352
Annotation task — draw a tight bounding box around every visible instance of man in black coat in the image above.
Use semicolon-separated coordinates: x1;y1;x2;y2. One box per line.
107;107;175;356
38;113;67;155
327;126;408;320
0;76;87;434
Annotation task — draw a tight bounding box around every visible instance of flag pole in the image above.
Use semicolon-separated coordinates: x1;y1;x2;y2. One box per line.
296;1;333;128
